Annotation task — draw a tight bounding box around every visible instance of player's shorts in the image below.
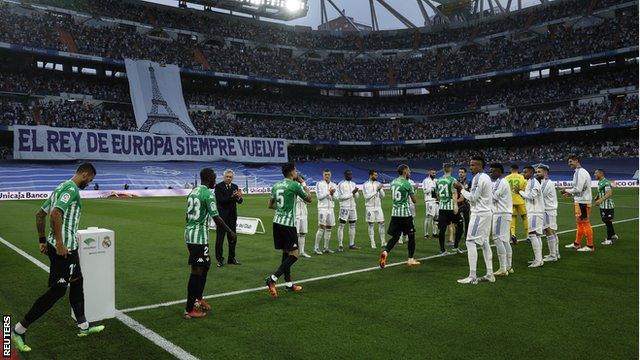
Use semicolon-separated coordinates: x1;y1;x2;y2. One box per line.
365;207;384;223
296;216;308;234
438;209;462;229
187;243;211;268
527;213;544;235
512;204;527;216
466;213;492;244
492;214;512;243
574;203;592;221
544;211;558;231
339;208;357;222
425;201;438;217
47;243;82;287
273;223;299;251
600;208;615;222
387;216;415;237
318;209;335;227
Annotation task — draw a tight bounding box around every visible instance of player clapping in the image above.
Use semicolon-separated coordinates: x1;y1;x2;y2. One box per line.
336;170;360;251
489;163;514;276
536;164;560;262
518;166;545;268
363;169;386;249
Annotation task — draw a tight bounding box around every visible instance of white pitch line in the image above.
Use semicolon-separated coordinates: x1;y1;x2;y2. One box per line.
0;236;200;360
119;216;639;314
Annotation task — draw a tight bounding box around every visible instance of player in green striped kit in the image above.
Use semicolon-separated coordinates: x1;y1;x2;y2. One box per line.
183;168;237;318
265;163;312;298
13;163;104;353
436;163;463;254
594;169;618;245
378;164;420;269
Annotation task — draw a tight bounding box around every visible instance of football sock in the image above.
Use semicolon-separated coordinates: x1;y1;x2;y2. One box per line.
495;238;507;271
529;234;542;262
368;223;375;244
605;221;616;239
438;226;446;252
433;220;439;236
466;241;477;278
348;223;356;246
481;241;493;274
584;221;594;247
323;229;332;249
69;278;87;325
14;323;27;335
407;233;416;258
298;234;306;254
378;224;386;246
454;222;463;249
22;285;67;327
522;216;529;235
385;235;400;253
274;255;298;278
281;253;292;282
337;223;345;247
510;215;517;237
424;217;431;236
186;274;201;312
547;234;558;258
506;240;513;268
198;268;208;299
315;229;324;251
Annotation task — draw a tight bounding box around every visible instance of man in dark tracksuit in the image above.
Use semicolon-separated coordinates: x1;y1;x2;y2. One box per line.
214;170;243;266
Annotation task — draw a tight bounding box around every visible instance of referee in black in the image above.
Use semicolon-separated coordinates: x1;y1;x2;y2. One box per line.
214;169;243;266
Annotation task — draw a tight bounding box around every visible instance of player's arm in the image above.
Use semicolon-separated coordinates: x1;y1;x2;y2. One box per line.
267;198;276;209
296;183;312;204
363;183;376;201
410;194;417;204
316;183;328;201
337;182;352;201
36;197;50;254
596;184;613;205
519;183;538;199
50;208;67;257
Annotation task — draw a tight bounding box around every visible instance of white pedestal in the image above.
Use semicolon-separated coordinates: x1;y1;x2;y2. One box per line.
73;227;116;322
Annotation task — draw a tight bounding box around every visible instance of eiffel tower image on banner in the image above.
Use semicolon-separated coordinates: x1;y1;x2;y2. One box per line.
139;65;196;135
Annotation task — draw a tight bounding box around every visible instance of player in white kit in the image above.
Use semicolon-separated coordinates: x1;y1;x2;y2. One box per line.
519;165;545;268
489;163;513;276
295;175;311;258
336;170;360;251
400;179;417;244
536;164;560;262
314;169;337;254
422;168;439;239
456;156;495;285
363;169;386;249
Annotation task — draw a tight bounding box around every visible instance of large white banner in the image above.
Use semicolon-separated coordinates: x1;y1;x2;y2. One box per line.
125;59;197;135
13;126;288;163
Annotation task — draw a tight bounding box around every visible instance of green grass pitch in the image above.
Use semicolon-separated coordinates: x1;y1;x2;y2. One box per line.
0;188;638;359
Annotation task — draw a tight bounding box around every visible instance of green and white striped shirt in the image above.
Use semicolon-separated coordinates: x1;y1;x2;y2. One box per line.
271;178;308;227
390;177;414;217
436;175;456;210
597;178;615;209
42;180;82;251
185;185;219;245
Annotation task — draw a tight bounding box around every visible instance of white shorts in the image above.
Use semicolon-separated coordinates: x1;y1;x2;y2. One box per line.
339;208;357;222
318;209;336;227
527;213;544;235
492;214;512;243
425;201;438;217
544;211;558;231
365;207;384;223
296;217;308;234
466;212;492;245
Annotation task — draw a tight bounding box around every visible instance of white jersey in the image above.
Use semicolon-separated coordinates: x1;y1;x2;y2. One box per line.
540;178;558;213
337;180;359;210
296;181;308;218
461;172;493;214
567;167;592;204
408;179;416;214
422;177;437;202
363;180;384;208
492;177;513;215
519;178;544;214
316;180;337;210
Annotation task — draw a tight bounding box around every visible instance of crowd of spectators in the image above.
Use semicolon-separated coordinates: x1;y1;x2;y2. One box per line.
0;65;635;120
0;99;136;131
289;138;639;163
0;2;636;85
34;0;633;51
192;96;639;141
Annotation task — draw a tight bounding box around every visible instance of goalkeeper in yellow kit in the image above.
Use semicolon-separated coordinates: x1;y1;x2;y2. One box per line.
505;164;528;243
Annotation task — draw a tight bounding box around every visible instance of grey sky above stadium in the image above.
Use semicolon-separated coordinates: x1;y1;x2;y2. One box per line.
145;0;544;30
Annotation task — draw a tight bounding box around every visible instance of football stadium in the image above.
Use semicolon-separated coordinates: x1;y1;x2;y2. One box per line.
0;0;638;358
